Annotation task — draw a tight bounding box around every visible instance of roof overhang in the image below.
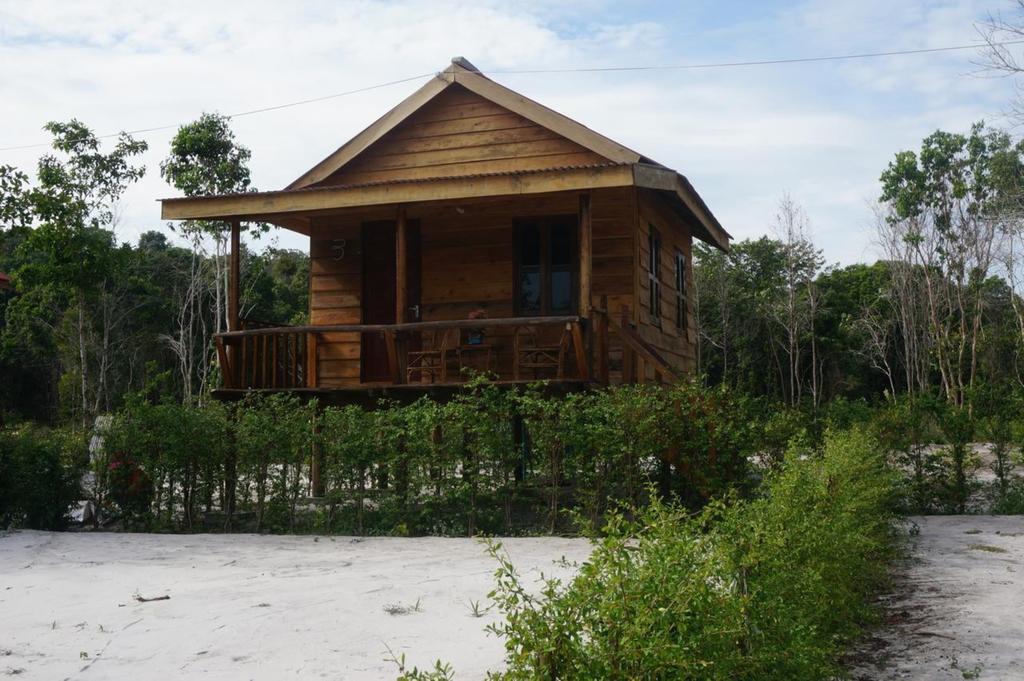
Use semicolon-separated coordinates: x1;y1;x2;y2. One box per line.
160;162;730;251
632;164;731;252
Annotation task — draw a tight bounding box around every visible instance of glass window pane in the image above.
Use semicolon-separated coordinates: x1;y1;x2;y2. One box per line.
550;223;573;266
520;223;541;267
520;267;541;312
551;268;572;312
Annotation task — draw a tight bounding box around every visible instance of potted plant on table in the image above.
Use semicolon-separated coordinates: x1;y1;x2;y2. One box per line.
466;308;488;345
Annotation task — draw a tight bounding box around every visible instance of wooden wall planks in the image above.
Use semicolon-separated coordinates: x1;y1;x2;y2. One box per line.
315;84;609;187
635;189;698;377
306;187;637;385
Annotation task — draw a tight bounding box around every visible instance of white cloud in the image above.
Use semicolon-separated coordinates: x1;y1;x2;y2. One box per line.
0;0;1019;265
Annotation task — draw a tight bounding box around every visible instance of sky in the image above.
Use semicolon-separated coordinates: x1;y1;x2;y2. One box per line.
0;0;1021;265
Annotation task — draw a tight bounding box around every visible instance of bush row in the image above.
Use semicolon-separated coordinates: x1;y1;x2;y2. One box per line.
4;384;1018;532
483;426;898;680
96;381;762;534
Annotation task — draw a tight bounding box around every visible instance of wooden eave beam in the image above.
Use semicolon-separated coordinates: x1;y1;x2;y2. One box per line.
160;164;635;222
267;216;312;235
632;163;731;252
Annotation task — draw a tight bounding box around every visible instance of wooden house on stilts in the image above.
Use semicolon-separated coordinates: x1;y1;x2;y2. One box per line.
161;58;731;402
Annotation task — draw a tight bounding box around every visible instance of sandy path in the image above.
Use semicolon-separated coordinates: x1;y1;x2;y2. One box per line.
0;531;590;680
851;516;1024;681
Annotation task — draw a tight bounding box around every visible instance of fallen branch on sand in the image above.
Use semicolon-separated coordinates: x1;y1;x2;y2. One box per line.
133;593;170;603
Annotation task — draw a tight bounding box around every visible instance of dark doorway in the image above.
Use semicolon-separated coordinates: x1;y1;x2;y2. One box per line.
360;220;421;382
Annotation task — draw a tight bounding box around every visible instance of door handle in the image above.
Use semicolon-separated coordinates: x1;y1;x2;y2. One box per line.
409;304;420;320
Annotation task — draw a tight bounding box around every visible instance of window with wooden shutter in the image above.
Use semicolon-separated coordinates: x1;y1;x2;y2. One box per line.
675;250;687;331
647;226;662;324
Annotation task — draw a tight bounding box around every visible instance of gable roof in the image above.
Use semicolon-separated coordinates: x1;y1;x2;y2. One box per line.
161;58;730;251
287;57;655;190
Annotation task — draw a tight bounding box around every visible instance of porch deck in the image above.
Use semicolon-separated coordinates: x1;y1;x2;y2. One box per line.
212;306;678;402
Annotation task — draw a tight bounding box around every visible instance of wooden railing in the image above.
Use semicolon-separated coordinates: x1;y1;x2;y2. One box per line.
215;315;591;390
216;319;309;390
590;297;680;385
214;307;679;391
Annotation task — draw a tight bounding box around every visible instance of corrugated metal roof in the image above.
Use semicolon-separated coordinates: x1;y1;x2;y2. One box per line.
161;162;630;203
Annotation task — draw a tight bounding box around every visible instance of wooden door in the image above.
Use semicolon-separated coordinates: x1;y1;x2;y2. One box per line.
360;220;421;382
361;221;396;382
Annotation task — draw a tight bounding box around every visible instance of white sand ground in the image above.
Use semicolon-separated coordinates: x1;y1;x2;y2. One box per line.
6;517;1023;680
0;531;590;680
850;515;1024;681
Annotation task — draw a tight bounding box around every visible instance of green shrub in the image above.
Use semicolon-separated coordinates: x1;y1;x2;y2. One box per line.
485;426;897;680
102;397;229;528
872;395;946;513
935;403;978;514
754;403;809;469
235;394;315;531
822;396;875;432
717;427;897;677
662;382;757;506
0;426;85;530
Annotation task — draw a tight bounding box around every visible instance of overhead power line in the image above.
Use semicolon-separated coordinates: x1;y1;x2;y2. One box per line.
1;39;1021;154
487;39;1024;73
0;73;435;153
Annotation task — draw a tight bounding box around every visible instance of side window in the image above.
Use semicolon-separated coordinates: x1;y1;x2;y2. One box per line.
675;250;687;332
647;226;661;324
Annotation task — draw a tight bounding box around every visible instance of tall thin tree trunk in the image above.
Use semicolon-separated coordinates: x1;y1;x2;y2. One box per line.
78;291;89;426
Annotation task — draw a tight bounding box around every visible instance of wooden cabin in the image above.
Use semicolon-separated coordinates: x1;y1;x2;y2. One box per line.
161;58;730;401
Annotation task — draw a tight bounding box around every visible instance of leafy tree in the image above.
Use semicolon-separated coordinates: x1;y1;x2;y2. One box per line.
816;262;891;398
0;165;33;232
160;113;271;402
0;165;39;420
160;112;265;333
10;121;146;424
243;247;310;325
879;122;1024;405
696;236;801;400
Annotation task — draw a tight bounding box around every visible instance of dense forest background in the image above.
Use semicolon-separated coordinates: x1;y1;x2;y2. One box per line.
2;111;1024;424
0;116;310;423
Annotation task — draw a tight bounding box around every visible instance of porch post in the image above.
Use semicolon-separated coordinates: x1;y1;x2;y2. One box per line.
228;219;241;331
225;219;241;389
579;193;592;317
224;219;241;531
395;207;408;323
393;207;408;384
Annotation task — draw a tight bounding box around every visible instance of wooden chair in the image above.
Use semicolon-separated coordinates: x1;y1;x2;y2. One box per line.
406;327;459;383
513;325;571;380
